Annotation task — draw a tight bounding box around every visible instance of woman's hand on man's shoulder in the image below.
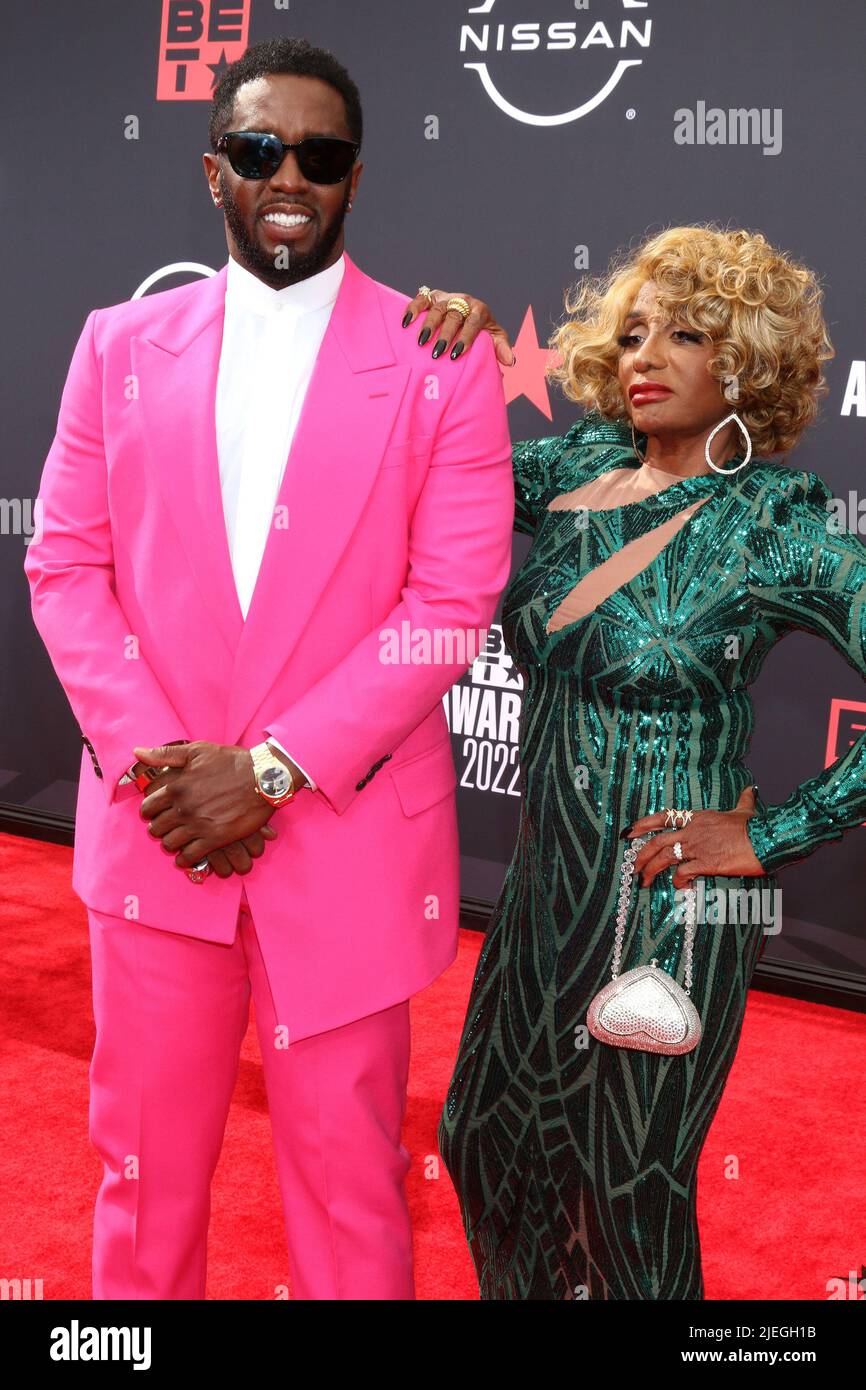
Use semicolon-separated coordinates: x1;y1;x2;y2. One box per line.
399;288;515;366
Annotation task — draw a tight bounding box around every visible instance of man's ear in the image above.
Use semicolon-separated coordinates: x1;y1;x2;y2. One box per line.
203;152;221;205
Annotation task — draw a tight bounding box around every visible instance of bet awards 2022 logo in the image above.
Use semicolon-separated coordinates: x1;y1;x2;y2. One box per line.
156;0;251;101
460;0;653;126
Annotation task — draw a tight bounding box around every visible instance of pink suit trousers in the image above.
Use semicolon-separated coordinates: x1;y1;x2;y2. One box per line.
87;888;414;1300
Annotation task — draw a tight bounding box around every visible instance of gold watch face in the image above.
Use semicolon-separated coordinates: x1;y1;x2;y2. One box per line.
259;763;292;799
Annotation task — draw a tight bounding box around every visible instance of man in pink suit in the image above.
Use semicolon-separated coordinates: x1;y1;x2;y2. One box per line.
24;37;514;1300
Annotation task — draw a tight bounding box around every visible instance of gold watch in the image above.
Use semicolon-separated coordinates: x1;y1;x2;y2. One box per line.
250;742;295;808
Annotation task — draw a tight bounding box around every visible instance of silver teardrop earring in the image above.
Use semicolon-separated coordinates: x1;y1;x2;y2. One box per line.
706;412;752;475
631;421;647;463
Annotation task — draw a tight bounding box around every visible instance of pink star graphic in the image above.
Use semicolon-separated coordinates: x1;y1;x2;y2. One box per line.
502;306;563;420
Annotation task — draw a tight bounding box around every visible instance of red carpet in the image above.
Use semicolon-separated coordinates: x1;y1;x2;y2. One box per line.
1;830;864;1300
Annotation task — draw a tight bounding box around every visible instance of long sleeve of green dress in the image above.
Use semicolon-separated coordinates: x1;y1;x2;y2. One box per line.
511;419;591;536
512;436;558;535
742;468;866;873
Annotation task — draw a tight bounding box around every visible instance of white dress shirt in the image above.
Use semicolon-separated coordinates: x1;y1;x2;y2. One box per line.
214;251;346;792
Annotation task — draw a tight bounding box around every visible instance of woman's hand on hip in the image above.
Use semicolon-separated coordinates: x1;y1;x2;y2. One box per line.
400;288;514;365
625;785;767;888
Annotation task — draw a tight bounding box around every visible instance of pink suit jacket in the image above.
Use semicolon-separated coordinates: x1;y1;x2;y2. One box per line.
24;251;515;1041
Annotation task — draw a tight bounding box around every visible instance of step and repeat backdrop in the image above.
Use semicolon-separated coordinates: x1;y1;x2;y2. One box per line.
4;1;864;983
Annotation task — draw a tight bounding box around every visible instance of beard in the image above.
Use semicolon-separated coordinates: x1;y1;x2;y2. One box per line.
219;172;350;288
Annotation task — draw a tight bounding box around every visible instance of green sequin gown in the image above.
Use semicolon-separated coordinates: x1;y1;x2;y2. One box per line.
438;410;866;1300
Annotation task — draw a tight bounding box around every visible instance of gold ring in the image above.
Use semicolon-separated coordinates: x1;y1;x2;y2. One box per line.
446;296;471;320
417;285;434;304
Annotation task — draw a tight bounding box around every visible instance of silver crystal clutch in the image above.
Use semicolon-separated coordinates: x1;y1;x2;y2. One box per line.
587;961;702;1054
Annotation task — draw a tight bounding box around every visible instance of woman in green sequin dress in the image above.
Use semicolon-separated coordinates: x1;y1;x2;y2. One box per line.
403;227;866;1299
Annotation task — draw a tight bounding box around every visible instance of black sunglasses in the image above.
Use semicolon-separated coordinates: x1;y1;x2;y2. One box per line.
215;130;359;185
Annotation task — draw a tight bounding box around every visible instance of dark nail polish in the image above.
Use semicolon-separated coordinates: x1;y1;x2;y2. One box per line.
418;327;431;346
450;341;465;360
619;825;633;839
401;311;413;328
432;338;447;359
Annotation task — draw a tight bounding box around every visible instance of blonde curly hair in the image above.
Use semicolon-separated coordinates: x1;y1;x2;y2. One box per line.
548;224;835;457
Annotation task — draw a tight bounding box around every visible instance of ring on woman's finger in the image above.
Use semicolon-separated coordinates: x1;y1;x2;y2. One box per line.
417;285;434;304
673;841;684;861
446;295;471;320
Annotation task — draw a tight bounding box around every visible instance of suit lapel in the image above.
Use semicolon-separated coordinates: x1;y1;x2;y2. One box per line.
133;253;409;743
133;264;244;659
